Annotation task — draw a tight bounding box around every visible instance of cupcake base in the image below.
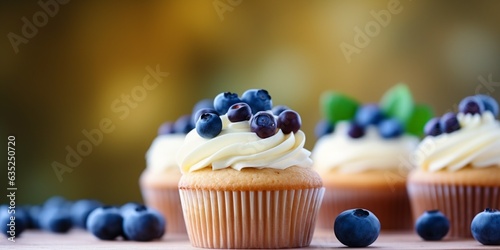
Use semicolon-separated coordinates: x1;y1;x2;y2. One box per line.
407;167;500;238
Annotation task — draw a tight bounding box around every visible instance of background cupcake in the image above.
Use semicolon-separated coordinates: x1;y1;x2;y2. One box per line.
140;99;213;234
312;84;433;231
177;89;324;248
408;94;500;238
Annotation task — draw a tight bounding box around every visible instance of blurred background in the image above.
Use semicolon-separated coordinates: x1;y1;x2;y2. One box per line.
2;0;500;205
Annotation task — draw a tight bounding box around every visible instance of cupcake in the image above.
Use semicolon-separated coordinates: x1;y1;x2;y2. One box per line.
140;99;214;234
312;84;433;231
408;94;500;238
177;89;324;248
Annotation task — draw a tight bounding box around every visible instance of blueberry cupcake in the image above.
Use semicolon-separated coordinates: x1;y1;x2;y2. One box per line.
139;99;214;234
177;89;324;248
312;84;433;230
408;94;500;238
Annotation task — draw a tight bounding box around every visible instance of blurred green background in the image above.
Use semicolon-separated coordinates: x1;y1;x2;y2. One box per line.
2;0;500;205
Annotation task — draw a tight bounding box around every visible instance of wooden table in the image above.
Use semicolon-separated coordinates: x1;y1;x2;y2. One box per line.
1;229;497;249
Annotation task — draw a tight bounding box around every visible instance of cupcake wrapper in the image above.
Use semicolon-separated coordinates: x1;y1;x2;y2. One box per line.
179;188;325;249
407;182;500;238
141;186;186;234
317;186;412;231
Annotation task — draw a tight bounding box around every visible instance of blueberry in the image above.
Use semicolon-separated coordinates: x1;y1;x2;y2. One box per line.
213;92;241;114
71;199;102;229
122;205;165;241
440;112;461;134
241;89;273;114
192;108;219;125
415;210;449;241
227;102;252;122
424;117;442;136
86;206;123;240
196;113;223;139
39;206;73;233
378;118;404;138
271;105;289;116
277;110;301;134
27;205;42;229
120;202;143;216
0;205;28;237
476;95;499;117
355;104;385;127
334;208;380;247
459;96;485;115
471;208;500;245
191;98;214;115
157;122;175;135
347;122;365;139
315;120;334;138
250;111;277;138
173;114;194;134
43;196;70;210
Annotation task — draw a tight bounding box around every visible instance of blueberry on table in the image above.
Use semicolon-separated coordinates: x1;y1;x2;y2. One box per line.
355;104;385;127
315;120;334;138
241;89;272;114
39;207;73;233
173;114;194;134
347;122;365;139
378;118;404;138
71;199;102;229
250;111;277;138
271;105;289;116
192;108;219;125
277;110;302;134
476;94;499;117
459;96;485;115
415;210;449;241
27;205;42;229
122;205;165;241
227;102;252;122
87;206;123;240
424;117;442;136
471;208;500;245
214;92;241;114
440;112;461;134
196;113;223;139
0;205;28;237
334;208;380;247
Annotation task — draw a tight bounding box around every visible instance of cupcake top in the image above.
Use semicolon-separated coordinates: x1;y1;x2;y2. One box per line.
312;84;432;174
414;95;500;172
176;89;312;173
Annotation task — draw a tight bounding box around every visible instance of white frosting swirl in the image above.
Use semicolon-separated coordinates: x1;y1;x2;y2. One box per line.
146;134;185;172
414;111;500;172
176;115;312;173
312;122;419;173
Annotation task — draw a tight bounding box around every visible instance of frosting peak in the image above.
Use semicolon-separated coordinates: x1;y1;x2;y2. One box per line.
146;134;186;172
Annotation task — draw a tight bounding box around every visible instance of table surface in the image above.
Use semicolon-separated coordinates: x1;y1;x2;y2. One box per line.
1;229;497;249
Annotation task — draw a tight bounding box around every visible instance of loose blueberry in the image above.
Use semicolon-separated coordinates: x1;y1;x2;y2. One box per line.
415;210;449;241
192;108;219;125
271;105;289;116
227;102;252;122
315;120;334;138
277;110;301;134
348;122;365;139
424;117;442;136
476;94;499;117
250;111;277;138
214;92;241;114
0;205;28;237
459;96;485;115
378;118;404;138
192;99;214;115
39;206;73;233
471;208;500;245
120;202;143;216
334;208;380;247
87;206;123;240
241;89;273;114
440;112;461;134
157;122;175;135
27;205;42;229
173;114;194;134
355;104;385;127
122;205;165;241
71;199;102;229
43;196;70;210
196;113;223;139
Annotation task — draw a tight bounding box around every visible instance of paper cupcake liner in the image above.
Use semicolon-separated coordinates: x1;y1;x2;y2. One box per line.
407;182;500;238
179;188;325;249
317;185;412;231
141;185;186;234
